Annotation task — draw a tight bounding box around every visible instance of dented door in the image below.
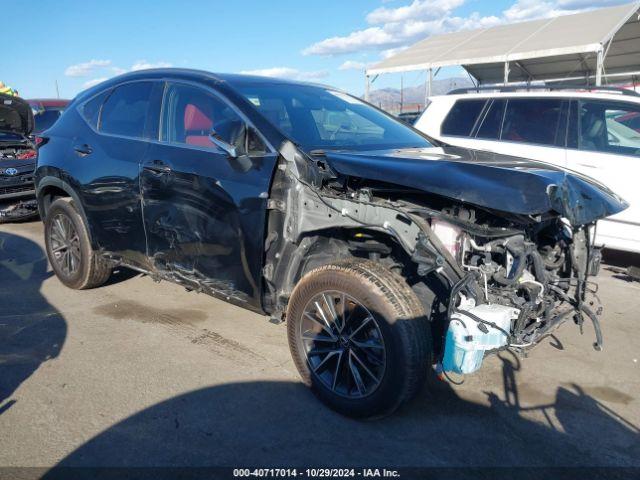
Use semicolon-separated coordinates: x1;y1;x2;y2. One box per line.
140;82;276;310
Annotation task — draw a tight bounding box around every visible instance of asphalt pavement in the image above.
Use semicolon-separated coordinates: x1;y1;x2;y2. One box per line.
0;220;639;475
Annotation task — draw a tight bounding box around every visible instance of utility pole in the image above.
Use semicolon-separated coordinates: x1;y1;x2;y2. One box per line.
365;75;371;102
400;75;404;114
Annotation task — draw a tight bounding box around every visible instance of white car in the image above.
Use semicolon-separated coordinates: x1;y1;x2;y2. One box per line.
415;87;640;254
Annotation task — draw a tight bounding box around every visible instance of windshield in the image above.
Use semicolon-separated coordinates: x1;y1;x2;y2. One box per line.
31;106;65;133
233;83;432;152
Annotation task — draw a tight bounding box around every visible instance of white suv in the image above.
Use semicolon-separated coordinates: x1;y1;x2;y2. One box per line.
415;87;640;254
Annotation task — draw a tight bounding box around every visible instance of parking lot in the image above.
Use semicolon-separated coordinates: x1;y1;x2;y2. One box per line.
1;219;639;472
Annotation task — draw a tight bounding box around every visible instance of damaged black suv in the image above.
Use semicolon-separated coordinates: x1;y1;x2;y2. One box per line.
0;94;38;222
35;69;627;417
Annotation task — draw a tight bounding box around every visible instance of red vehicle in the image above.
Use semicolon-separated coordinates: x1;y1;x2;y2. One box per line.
27;98;69;134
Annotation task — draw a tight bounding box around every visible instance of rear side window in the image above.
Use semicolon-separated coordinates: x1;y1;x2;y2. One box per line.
81;90;110;129
579;100;640;157
476;99;505;140
441;99;486;137
100;82;154;138
501;98;564;146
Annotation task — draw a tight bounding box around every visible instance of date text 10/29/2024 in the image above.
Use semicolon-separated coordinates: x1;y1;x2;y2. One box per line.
233;469;400;478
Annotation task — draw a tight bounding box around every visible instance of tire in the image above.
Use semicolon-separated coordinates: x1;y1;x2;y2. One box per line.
287;259;432;418
44;197;111;289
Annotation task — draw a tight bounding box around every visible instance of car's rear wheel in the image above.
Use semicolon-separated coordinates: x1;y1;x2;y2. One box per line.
287;260;432;418
44;198;111;289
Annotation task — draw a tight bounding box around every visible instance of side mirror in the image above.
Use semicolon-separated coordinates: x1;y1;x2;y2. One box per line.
209;130;238;158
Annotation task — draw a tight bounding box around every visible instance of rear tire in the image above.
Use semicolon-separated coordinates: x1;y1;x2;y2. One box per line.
44;198;111;289
287;260;432;418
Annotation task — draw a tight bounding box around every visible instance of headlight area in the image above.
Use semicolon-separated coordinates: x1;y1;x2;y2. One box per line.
419;210;604;375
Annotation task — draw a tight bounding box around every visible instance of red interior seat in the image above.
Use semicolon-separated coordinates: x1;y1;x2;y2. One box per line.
184;104;212;147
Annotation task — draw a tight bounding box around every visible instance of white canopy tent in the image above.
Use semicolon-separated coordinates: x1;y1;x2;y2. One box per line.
365;2;640;100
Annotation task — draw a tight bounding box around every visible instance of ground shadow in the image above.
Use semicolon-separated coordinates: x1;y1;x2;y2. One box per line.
102;266;142;287
45;355;639;474
0;230;67;414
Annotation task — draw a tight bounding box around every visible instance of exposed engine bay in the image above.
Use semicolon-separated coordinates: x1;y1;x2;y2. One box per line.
0;145;37;160
265;142;610;373
425;206;603;354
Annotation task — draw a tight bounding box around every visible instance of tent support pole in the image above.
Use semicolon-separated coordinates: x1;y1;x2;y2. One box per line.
504;61;510;85
596;49;604;86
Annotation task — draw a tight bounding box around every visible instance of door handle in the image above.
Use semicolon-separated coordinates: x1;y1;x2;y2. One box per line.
143;161;172;175
73;144;93;157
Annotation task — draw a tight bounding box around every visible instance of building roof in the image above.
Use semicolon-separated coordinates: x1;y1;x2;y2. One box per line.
367;2;640;84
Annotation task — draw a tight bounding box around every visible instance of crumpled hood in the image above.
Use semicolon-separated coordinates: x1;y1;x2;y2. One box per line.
322;146;628;226
0;94;34;136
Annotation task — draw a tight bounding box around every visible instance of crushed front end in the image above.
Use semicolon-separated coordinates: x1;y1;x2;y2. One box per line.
277;146;629;375
413;205;606;373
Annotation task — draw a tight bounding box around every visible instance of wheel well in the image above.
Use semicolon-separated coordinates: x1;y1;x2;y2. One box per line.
266;227;419;315
38;185;70;218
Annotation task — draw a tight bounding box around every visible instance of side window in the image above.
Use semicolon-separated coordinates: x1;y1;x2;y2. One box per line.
161;83;246;150
100;82;154;138
441;99;486;137
579;101;640;157
81;89;111;129
501;98;564;146
476;99;505;140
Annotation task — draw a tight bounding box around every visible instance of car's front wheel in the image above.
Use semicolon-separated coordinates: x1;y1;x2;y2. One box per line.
44;198;111;289
287;260;432;418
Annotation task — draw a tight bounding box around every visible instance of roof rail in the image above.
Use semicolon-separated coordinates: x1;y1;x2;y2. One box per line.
448;84;640;97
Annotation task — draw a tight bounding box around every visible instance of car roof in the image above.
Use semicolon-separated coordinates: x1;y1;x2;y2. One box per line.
431;89;640;104
83;68;333;92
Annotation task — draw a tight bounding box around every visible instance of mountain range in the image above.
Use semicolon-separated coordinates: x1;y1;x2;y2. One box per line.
368;76;475;113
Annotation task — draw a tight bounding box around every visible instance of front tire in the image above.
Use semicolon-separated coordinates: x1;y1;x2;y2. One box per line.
287;260;432;418
44;198;111;289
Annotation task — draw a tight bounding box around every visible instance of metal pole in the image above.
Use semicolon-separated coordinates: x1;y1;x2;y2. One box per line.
365;75;371;102
504;61;510;86
400;75;404;114
596;49;604;86
55;80;60;99
428;68;433;98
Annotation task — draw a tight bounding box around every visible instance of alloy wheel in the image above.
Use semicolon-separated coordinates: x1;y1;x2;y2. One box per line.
299;291;386;399
49;213;81;277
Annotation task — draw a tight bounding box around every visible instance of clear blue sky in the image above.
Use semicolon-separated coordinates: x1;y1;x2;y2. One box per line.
4;0;623;99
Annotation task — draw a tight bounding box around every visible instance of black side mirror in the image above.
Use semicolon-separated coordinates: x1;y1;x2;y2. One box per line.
209;129;239;159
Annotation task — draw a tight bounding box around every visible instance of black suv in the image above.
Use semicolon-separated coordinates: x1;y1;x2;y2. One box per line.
35;69;626;417
0;94;38;221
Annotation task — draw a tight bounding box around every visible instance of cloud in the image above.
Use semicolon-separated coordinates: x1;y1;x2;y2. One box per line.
380;46;410;59
71;60;173;90
303;0;624;57
82;77;108;89
130;60;173;71
65;59;111;77
366;0;465;24
503;0;629;22
303;15;500;56
339;60;370;71
240;67;329;81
